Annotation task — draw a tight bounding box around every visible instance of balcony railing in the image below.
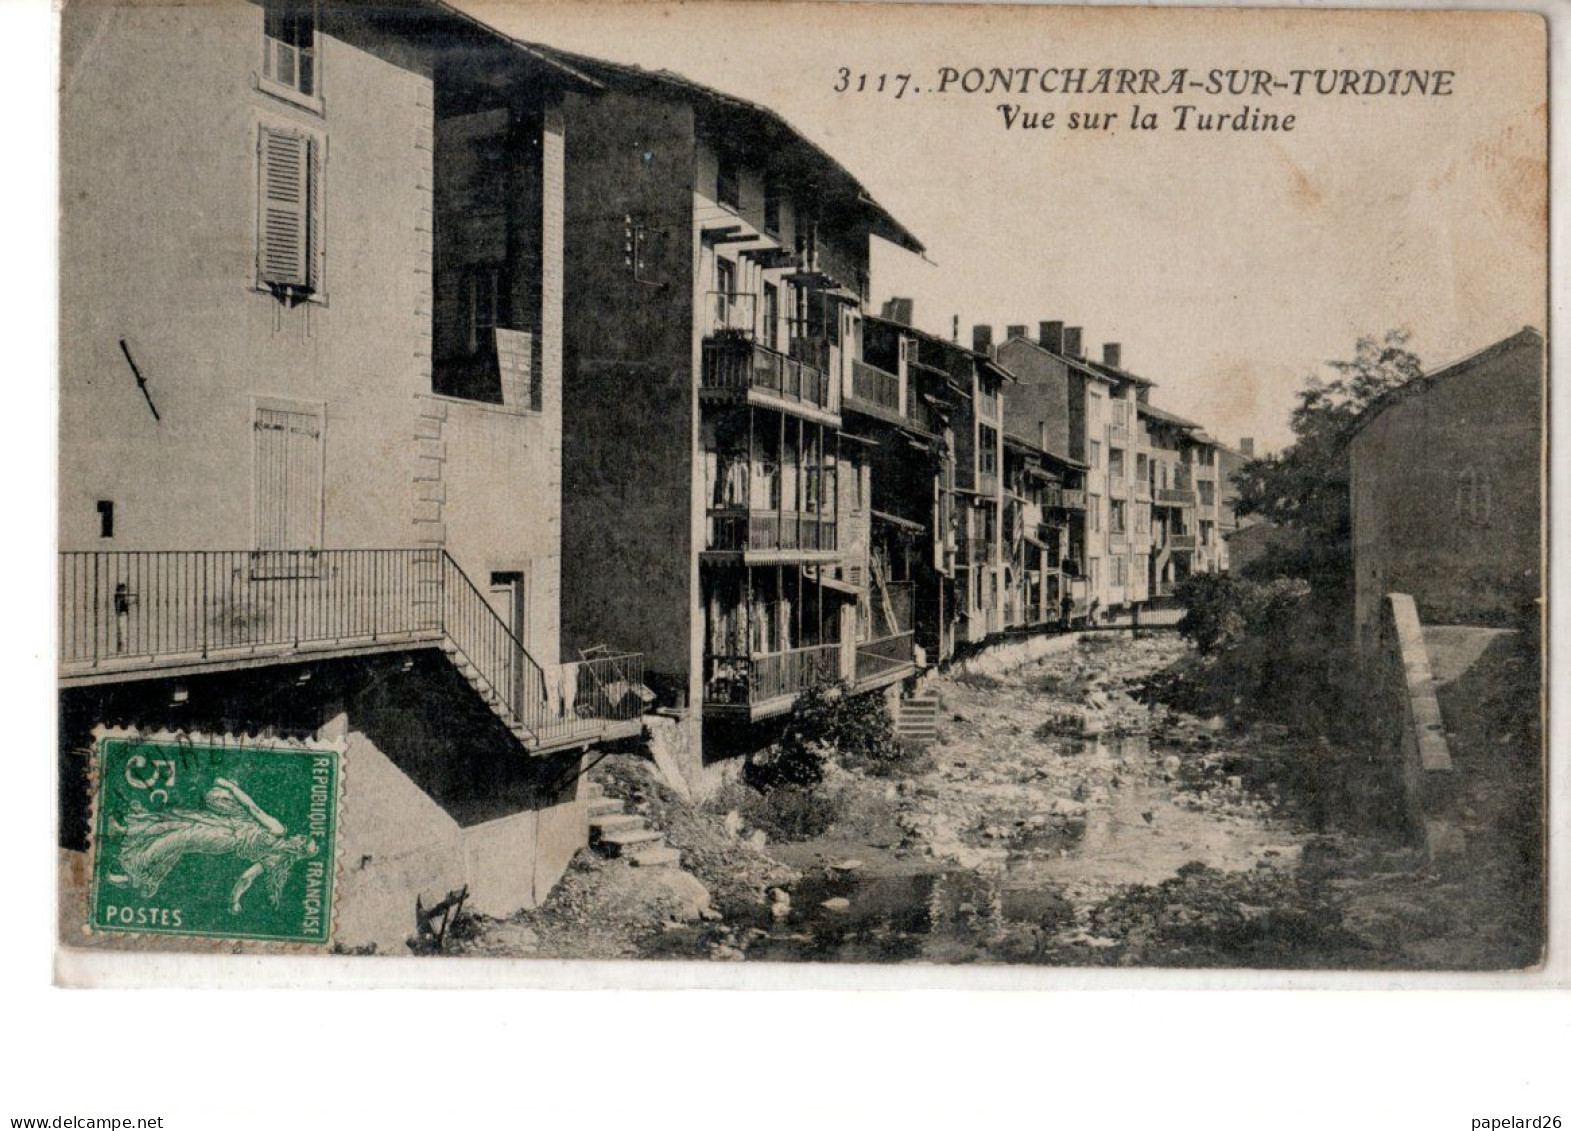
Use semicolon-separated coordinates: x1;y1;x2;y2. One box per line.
703;642;843;709
701;337;832;413
59;549;645;750
1059;488;1087;510
1156;487;1197;507
849;358;900;413
1168;533;1198;550
706;508;837;554
959;536;992;564
855;631;915;686
977;470;1000;498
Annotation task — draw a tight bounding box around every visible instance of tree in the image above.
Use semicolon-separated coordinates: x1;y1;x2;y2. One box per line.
1229;330;1422;589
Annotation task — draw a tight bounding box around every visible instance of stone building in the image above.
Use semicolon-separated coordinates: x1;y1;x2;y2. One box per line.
539;48;926;787
58;0;644;949
1348;327;1544;654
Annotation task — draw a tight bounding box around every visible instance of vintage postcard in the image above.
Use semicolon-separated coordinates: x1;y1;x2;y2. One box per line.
55;0;1549;981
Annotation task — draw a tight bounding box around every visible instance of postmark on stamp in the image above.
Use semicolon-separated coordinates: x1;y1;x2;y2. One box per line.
88;729;342;945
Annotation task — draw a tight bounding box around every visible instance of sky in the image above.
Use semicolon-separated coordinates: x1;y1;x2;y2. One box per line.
470;1;1546;453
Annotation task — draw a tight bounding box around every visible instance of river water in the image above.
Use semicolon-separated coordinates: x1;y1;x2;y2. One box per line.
736;636;1315;964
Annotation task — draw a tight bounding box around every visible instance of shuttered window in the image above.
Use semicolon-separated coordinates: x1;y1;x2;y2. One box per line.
258;126;324;296
253;402;324;554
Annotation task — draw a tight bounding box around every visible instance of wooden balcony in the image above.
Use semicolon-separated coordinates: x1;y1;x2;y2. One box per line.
1168;533;1198;551
703;643;844;719
1156;487;1197;507
1059;488;1087;510
855;630;916;691
705;508;838;560
701;336;835;422
847;358;901;414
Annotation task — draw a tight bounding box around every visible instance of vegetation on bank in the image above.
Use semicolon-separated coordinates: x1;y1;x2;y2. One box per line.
723;681;928;842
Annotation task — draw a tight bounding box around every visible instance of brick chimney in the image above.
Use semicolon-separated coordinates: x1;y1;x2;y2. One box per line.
972;324;993;355
1240;437;1255;457
1102;343;1121;369
881;296;914;326
1039;321;1065;353
1063;326;1083;358
1007;324;1028;342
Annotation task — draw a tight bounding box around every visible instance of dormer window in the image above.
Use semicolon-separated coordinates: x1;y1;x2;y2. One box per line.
717;151;740;210
263;1;317;100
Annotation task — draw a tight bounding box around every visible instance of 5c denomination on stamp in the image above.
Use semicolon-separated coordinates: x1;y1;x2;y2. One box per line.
88;730;342;946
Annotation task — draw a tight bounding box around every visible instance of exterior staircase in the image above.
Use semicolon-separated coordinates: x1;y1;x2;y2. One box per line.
585;782;682;868
893;692;940;745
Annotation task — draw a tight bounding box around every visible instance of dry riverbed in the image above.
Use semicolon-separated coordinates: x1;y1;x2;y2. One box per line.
459;634;1528;969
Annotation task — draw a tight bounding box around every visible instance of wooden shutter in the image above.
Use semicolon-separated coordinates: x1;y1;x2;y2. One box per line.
258;127;309;288
307;135;325;292
254;403;324;551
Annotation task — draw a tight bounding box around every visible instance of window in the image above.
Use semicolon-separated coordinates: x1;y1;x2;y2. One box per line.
1111;555;1127;587
717;151;740;209
1135;502;1150;533
1089;493;1101;532
1108;447;1125;480
1089;440;1101;469
1197;481;1215;507
763;176;782;233
462;267;503;355
762;282;779;349
978;425;998;477
1109;498;1126;534
96;500;114;539
257;126;324;298
1136;452;1148;482
1088;557;1100;589
262;1;317;100
1455;467;1492;523
714;258;735;330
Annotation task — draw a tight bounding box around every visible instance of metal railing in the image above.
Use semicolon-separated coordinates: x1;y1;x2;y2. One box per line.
855;631;914;684
703;642;843;707
59;549;645;748
849;358;900;412
59;549;438;668
701;337;832;413
706;508;838;553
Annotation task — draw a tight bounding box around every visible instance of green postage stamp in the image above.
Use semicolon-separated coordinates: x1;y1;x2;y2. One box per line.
89;730;342;945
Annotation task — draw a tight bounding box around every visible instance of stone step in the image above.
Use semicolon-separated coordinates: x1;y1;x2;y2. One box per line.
587;797;624;817
626;845;682;869
590;812;644;834
599;826;664;851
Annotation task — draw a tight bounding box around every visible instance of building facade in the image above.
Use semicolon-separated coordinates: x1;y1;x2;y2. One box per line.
59;0;644;949
547;51;925;780
1348;327;1544;654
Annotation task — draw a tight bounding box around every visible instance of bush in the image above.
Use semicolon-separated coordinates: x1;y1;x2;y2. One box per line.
712;779;844;842
1173;573;1248;654
747;680;912;787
